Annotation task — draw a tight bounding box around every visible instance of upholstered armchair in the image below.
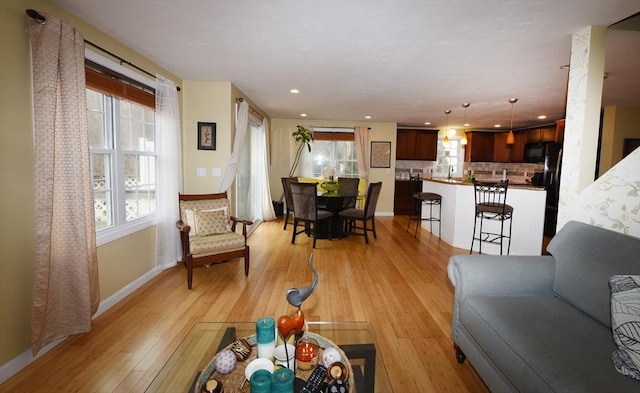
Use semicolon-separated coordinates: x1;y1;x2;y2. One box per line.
176;193;252;289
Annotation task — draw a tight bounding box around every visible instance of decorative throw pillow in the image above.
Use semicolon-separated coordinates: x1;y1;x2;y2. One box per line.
194;208;230;236
610;275;640;380
184;209;196;236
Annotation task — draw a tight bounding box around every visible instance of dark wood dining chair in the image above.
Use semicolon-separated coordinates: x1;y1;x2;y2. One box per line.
281;176;298;230
338;182;382;244
338;177;360;209
290;182;334;248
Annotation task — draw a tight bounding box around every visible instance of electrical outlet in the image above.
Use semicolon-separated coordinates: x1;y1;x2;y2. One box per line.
212;168;221;176
196;167;206;177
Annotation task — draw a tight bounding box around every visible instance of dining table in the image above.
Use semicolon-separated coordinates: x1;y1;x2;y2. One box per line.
316;190;361;238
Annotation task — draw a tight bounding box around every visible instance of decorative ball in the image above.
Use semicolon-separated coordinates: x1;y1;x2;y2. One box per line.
214;349;237;374
322;347;341;368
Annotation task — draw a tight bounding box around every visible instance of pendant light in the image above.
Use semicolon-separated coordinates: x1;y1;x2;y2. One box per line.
506;98;517;145
461;103;470;145
443;109;451;146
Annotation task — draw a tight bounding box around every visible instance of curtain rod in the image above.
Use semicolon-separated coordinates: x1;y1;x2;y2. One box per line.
25;9;181;92
310;125;371;130
236;98;265;121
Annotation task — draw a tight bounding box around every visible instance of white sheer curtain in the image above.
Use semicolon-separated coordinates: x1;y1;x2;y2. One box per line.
260;118;276;221
155;75;183;269
218;101;249;193
355;126;370;183
29;14;99;355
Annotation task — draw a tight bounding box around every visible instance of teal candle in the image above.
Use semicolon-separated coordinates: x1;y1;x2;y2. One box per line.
271;368;294;393
249;369;272;393
256;317;276;359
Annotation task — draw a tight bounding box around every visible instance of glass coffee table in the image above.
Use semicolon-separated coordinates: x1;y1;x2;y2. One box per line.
145;321;393;392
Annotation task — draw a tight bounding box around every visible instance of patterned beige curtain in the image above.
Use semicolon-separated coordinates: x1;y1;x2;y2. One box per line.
29;14;99;355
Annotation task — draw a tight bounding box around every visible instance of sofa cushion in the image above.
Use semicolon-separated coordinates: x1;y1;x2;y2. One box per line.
547;221;640;328
461;295;640;392
610;275;640;380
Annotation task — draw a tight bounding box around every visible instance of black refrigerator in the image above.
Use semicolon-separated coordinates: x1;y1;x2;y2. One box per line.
542;143;562;237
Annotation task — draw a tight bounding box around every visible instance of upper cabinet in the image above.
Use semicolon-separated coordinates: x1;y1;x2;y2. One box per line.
526;125;557;143
464;131;494;162
396;129;438;160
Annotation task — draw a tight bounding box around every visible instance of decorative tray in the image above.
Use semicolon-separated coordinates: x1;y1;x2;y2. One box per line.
193;332;353;392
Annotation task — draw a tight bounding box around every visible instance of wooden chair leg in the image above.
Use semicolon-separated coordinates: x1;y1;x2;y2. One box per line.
186;256;193;289
291;220;297;244
283;211;289;230
244;246;250;276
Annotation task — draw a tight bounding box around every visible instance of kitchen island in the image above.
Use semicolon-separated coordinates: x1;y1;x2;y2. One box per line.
419;178;546;255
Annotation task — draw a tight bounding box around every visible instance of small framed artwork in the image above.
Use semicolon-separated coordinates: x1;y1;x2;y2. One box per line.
197;122;216;150
370;141;391;168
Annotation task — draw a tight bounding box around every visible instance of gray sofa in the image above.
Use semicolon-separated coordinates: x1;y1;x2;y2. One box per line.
447;221;640;392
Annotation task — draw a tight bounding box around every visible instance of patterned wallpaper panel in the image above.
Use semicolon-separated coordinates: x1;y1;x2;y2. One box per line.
571;149;639;237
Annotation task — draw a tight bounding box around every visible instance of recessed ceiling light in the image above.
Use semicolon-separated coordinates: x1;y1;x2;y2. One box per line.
464;123;470;127
494;124;501;128
300;113;307;117
538;115;547;119
290;89;299;94
424;122;431;125
365;115;371;119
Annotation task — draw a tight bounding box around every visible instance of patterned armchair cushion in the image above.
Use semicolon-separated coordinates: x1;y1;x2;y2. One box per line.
194;207;230;235
610;275;640;381
189;232;246;257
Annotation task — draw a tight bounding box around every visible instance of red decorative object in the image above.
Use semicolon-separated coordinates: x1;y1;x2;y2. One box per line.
277;309;305;340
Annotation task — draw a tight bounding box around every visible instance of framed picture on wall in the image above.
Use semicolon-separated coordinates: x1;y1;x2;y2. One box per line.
197;122;216;150
370;141;391;168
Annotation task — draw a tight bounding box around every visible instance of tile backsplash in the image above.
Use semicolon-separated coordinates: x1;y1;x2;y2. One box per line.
463;162;544;184
396;160;543;184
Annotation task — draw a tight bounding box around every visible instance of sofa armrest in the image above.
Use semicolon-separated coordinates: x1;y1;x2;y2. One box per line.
448;254;556;343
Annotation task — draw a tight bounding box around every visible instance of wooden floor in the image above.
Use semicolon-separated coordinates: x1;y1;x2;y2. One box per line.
1;216;489;393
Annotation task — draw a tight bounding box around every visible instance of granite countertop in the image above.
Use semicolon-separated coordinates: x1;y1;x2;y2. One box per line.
419;177;546;191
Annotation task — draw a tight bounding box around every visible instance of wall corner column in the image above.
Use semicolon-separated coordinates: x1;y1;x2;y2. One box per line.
557;25;607;231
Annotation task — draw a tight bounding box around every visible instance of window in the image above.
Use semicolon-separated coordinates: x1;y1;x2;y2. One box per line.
87;76;157;243
299;129;358;178
435;138;462;177
236;115;268;226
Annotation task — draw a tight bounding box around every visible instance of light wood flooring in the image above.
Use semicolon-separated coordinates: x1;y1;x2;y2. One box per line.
1;216;489;392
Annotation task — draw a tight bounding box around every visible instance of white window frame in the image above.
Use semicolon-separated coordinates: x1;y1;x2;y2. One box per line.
434;138;463;178
299;127;358;178
86;50;159;246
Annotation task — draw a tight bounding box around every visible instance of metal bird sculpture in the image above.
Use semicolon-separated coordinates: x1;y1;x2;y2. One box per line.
286;253;318;308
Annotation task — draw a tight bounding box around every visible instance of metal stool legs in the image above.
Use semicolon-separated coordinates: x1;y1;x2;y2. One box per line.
407;193;442;239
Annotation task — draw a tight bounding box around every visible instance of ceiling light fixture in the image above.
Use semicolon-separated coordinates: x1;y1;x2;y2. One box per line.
443;109;451;146
290;89;300;94
506;98;518;145
365;115;372;119
461;103;470;146
538;115;547;120
300;113;307;117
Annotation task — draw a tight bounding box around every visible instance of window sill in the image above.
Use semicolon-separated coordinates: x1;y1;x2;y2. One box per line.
96;215;156;246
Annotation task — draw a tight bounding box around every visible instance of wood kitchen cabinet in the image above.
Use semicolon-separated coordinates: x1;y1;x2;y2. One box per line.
526;125;556;143
396;129;438;160
394;180;414;215
511;130;528;162
492;132;513;163
464;131;494;162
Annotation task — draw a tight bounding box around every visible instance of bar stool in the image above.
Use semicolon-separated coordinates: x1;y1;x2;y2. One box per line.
406;176;442;238
470;180;513;255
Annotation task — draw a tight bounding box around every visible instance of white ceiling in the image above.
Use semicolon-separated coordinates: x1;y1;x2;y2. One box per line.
51;0;640;131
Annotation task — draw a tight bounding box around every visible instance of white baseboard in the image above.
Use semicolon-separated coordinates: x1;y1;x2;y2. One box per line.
0;265;170;384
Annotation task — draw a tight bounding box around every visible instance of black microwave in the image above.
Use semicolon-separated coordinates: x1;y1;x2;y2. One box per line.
524;142;552;163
